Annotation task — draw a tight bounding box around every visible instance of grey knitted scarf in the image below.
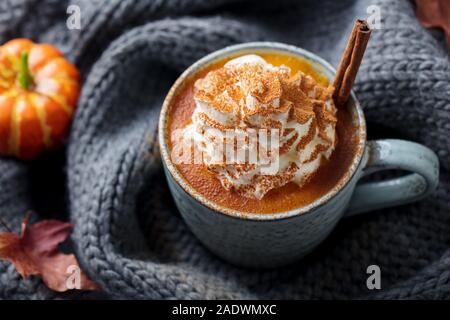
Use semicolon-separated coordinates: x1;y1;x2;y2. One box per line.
0;0;449;299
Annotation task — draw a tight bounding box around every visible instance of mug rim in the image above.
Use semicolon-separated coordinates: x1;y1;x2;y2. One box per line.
159;42;367;221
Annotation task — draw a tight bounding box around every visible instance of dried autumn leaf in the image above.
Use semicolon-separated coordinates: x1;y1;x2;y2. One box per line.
415;0;450;45
0;215;99;292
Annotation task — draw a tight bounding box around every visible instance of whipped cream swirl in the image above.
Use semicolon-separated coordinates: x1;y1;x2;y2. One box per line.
180;54;337;199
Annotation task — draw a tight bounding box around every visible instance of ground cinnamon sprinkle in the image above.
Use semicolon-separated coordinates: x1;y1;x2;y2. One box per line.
188;57;339;199
194;62;335;140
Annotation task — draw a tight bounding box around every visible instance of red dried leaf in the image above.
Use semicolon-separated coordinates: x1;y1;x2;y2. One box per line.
0;215;99;292
416;0;450;45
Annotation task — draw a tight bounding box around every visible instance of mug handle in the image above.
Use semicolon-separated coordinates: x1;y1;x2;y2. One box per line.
345;139;439;217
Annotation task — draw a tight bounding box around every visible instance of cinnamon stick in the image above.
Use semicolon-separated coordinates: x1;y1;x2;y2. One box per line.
333;19;372;108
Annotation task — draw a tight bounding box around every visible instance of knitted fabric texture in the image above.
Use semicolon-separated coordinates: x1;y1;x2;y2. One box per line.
1;0;450;299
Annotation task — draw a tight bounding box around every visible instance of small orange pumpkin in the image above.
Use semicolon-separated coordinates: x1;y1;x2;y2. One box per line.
0;39;80;160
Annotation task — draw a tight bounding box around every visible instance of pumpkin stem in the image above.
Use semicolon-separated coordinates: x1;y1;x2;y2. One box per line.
18;51;33;90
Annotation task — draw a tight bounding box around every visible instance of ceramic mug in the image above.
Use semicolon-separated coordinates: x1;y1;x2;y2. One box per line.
158;42;439;268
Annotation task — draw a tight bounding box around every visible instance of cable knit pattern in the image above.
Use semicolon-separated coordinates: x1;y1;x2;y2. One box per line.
0;0;449;299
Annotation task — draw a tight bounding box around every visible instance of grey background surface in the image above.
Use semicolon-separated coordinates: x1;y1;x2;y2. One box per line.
0;0;449;299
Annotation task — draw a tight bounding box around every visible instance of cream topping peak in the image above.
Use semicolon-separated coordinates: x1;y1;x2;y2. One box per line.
181;54;337;199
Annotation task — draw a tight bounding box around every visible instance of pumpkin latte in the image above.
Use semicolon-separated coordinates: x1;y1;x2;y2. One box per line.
167;52;359;214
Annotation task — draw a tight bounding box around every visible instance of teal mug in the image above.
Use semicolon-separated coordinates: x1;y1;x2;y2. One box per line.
158;42;439;268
